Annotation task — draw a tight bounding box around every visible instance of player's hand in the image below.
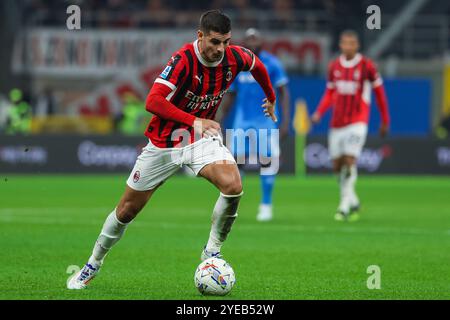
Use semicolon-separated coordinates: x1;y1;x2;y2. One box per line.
193;118;221;138
379;123;389;138
311;112;321;124
262;98;277;123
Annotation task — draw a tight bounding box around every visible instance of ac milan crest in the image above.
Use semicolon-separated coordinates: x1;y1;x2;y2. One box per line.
133;170;140;183
226;70;233;82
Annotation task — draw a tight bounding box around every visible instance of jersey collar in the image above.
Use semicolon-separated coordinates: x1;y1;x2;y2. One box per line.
193;39;224;67
339;53;362;68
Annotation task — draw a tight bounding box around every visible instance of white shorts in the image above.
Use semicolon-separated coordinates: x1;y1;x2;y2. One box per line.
328;122;368;159
127;136;236;191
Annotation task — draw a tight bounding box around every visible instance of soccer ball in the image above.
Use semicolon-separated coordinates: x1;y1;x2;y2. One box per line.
194;257;235;296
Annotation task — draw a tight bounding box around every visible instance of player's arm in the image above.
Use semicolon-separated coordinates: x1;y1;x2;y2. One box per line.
368;60;390;137
312;88;334;124
373;84;389;137
146;55;220;137
312;63;335;124
249;55;277;122
145;82;196;126
146;83;220;137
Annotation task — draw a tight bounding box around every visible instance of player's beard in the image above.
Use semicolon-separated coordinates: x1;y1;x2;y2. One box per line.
209;51;223;62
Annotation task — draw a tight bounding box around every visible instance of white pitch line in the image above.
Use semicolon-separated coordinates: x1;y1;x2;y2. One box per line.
0;207;205;215
0;207;110;215
0;214;448;237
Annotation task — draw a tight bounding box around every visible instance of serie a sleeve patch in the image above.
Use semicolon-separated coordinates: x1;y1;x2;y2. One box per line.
160;65;172;79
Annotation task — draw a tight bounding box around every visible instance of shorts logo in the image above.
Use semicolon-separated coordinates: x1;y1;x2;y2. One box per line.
160;66;172;79
226;70;233;82
133;170;140;183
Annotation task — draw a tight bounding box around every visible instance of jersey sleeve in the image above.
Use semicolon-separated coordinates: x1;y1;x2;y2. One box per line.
315;62;335;116
270;58;289;88
232;46;256;72
366;59;383;88
154;52;188;92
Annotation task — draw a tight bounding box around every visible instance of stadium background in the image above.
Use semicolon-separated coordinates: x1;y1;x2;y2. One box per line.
0;0;449;299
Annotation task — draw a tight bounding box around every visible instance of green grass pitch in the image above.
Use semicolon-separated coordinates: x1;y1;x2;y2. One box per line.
0;174;449;299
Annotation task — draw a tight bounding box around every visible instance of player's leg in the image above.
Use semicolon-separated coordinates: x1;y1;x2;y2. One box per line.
333;157;343;174
329;128;348;220
341;155;360;211
185;136;242;260
258;166;275;221
67;185;159;290
337;123;367;220
257;129;280;222
198;161;243;259
90;141;181;261
68;141;181;289
88;185;159;266
338;155;357;216
333;156;351;221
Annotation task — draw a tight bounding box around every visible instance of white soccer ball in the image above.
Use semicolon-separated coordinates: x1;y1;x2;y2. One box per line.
194;257;236;296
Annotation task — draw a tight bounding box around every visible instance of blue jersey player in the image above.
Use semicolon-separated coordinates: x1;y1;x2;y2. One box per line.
221;28;290;222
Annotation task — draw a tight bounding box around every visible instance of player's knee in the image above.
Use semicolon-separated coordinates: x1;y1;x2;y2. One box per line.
117;200;142;223
221;179;243;196
342;156;355;167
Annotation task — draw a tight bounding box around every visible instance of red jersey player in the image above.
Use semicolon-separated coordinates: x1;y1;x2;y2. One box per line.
68;10;277;290
312;30;390;222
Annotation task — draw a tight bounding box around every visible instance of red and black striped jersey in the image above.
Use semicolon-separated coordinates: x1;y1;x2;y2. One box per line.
324;53;386;128
145;40;256;148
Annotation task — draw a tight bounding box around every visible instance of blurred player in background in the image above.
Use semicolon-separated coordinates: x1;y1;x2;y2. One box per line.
312;30;390;222
221;28;290;222
67;10;278;289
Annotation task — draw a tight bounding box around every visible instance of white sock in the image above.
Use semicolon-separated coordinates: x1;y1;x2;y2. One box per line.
339;165;357;213
349;166;359;206
88;209;129;267
206;192;243;253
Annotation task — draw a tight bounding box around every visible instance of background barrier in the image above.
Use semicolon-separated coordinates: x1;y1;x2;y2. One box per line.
2;135;449;175
305;136;450;174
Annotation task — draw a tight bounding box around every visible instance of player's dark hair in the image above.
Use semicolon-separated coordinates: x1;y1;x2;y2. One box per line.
199;10;231;35
340;29;359;41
